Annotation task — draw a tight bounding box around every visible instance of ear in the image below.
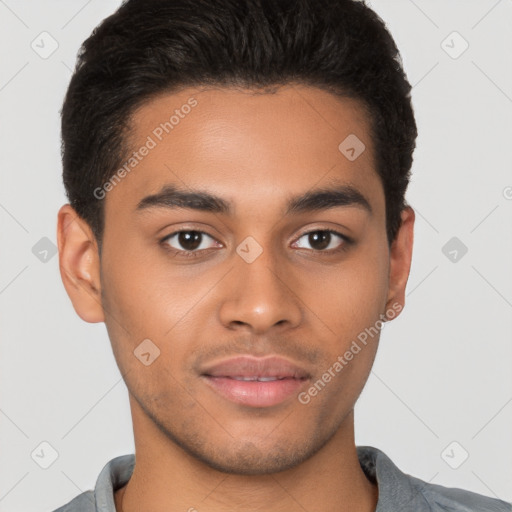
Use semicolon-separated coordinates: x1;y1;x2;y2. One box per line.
384;206;415;319
57;204;105;323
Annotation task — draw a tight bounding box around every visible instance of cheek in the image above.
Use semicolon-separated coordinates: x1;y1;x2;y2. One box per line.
99;240;220;375
100;236;187;334
306;245;389;344
98;236;165;371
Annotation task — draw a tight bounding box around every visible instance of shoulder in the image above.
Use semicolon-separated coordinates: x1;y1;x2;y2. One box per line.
411;474;511;512
357;445;511;512
407;475;512;512
50;454;135;512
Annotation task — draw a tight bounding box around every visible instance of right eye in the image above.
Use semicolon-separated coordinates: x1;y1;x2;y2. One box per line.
161;230;222;257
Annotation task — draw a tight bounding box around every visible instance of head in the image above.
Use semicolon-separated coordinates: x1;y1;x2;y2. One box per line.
58;0;416;475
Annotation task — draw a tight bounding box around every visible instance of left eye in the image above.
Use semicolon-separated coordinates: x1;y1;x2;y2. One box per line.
293;229;348;252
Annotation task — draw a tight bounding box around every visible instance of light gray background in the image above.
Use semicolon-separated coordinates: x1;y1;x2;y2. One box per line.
1;1;511;510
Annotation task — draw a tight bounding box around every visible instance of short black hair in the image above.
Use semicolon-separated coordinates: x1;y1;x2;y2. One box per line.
61;0;417;247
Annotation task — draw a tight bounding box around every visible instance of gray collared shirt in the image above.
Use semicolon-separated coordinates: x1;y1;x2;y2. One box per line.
52;445;511;511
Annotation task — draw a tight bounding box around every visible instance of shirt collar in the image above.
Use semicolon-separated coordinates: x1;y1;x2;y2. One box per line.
94;453;134;512
92;445;425;511
356;445;429;511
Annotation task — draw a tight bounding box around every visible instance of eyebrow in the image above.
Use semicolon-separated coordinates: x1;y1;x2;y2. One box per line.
136;183;372;216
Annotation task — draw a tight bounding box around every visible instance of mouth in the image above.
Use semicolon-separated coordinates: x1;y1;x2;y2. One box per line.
200;355;310;408
225;376;292;381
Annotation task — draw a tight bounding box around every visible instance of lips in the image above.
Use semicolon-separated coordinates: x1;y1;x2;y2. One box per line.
202;355;310;380
200;355;310;408
228;376;286;381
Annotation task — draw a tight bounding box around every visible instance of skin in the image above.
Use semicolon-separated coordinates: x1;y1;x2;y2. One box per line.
57;84;414;512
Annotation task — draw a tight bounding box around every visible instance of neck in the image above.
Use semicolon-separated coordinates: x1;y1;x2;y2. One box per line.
115;400;378;512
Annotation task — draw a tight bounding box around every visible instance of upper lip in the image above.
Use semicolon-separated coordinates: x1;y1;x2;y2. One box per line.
200;355;310;380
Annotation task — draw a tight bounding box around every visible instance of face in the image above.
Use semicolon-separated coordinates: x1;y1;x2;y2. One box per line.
59;85;414;475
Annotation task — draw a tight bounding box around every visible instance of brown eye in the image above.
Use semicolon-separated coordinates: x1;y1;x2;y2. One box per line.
162;230;218;254
293;229;350;253
307;231;331;250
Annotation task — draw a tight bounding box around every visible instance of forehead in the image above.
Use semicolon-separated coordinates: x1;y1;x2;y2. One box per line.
104;85;384;220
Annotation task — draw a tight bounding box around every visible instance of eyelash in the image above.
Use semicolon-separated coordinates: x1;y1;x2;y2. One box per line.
160;228;353;259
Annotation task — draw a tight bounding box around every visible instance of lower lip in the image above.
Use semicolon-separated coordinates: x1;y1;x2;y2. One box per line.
203;376;307;407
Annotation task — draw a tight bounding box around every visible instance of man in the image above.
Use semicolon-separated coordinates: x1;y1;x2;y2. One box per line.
54;0;511;510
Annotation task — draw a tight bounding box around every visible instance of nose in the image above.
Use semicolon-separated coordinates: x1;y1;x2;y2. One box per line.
217;245;303;334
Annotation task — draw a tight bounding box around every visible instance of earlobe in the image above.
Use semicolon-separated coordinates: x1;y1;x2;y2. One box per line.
57;204;105;323
384;206;415;318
